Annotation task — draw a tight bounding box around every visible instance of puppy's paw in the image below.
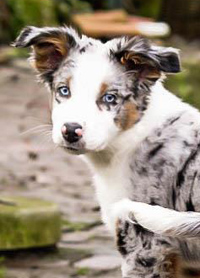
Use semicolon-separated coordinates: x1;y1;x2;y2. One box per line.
108;199;160;234
109;198;137;233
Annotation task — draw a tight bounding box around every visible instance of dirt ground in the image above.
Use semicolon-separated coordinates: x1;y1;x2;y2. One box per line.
0;59;121;278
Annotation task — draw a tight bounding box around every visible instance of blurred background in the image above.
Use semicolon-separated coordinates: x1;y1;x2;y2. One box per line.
0;1;200;278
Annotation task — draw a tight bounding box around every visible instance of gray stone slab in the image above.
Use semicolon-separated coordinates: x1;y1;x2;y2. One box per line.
74;255;122;271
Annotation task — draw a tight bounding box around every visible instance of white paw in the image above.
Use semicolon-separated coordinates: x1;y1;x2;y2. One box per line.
108;198;137;233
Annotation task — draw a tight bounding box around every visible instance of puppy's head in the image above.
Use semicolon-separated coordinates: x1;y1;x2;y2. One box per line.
14;26;180;155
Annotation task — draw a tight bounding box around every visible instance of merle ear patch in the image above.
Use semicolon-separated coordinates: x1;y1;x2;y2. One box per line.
13;26;79;80
110;36;181;80
13;26;34;48
154;47;181;73
120;51;161;80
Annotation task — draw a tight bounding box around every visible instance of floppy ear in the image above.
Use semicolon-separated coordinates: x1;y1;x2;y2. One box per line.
109;36;181;82
13;26;79;81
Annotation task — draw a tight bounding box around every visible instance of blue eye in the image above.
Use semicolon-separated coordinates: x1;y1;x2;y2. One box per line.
103;93;117;104
58;86;70;97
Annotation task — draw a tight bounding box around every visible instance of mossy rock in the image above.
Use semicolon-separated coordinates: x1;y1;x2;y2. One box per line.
0;196;61;250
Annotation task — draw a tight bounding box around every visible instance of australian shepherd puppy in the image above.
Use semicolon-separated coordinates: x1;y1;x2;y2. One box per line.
14;26;200;278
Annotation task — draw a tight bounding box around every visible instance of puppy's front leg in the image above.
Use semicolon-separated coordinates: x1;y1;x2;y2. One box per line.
111;205;177;278
110;199;200;239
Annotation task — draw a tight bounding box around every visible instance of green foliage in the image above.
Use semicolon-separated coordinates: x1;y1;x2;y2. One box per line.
0;0;92;43
7;0;57;38
131;0;162;19
55;0;91;25
64;0;91;11
107;0;162;18
165;62;200;110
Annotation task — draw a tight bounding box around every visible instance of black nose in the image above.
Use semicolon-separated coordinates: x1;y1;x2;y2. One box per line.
61;123;83;143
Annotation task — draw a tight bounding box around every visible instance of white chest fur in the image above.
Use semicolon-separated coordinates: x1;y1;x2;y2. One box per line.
90;152;133;232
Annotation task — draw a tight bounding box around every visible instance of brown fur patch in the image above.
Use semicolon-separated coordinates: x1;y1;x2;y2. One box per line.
121;52;146;66
66;76;72;88
161;253;180;278
181;261;200;278
99;82;108;97
96;82;109;110
121;52;161;80
115;101;139;130
31;34;68;73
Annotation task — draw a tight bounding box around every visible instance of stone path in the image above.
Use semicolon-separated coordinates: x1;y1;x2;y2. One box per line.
0;59;121;278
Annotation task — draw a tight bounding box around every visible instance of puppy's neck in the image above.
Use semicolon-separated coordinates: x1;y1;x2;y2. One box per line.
85;148;115;169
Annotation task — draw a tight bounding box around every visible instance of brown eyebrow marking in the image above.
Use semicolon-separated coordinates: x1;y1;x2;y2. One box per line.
96;82;109;111
66;76;72;88
99;82;109;97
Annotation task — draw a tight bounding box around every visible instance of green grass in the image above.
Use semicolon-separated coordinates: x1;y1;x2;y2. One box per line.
62;219;101;232
75;267;90;276
165;62;200;110
0;258;5;278
0;268;6;278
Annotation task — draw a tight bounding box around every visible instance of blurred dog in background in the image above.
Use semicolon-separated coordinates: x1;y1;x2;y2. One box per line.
14;26;200;278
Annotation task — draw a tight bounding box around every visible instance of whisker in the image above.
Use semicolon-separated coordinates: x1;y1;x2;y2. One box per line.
31;133;53;150
23;116;51;124
20;124;52;136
